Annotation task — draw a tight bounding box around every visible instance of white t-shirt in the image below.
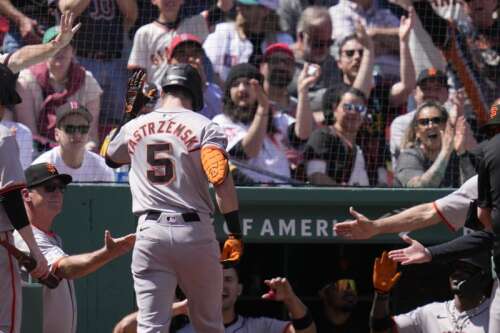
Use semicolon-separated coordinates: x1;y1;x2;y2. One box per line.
32;146;114;182
14;227;77;333
203;22;293;81
393;297;490;333
213;112;295;184
1;120;32;169
178;315;291;333
128;16;209;85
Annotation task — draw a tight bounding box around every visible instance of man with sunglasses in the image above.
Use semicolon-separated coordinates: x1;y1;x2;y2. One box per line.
0;11;80;333
32;101;114;182
289;6;342;113
14;162;135;333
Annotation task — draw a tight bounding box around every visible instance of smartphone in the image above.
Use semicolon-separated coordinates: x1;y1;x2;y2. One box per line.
307;65;318;76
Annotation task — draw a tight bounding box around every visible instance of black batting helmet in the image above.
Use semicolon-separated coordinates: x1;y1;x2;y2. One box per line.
161;64;203;112
0;63;21;105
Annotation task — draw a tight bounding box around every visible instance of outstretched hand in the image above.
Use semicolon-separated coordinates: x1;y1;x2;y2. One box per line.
334;206;377;239
104;230;136;257
399;7;415;43
53;11;81;49
262;277;295;302
373;251;401;293
388;235;431;265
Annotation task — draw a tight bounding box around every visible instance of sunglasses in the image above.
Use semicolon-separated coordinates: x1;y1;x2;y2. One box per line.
42;182;67;193
335;279;357;292
417;117;445;127
342;103;367;114
63;124;90;134
342;49;364;58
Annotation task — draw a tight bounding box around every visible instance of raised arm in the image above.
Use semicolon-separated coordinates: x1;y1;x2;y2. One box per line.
58;0;92;18
352;23;375;99
55;231;135;279
294;63;320;140
7;12;81;73
116;0;138;33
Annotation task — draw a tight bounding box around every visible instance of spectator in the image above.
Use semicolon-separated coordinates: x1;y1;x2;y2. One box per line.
167;33;222;119
14;162;135;333
395;100;475;188
58;0;137;130
213;63;313;184
0;0;58;52
11;26;102;153
32;102;114;182
278;0;337;37
304;85;370;186
329;0;401;78
128;0;233;86
113;266;317;333
203;0;293;81
289;6;341;112
390;67;451;169
390;0;500;128
335;10;416;185
316;278;368;332
0;119;33;168
371;251;492;333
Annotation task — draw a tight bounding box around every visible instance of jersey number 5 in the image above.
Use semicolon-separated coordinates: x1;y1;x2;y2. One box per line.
147;143;175;184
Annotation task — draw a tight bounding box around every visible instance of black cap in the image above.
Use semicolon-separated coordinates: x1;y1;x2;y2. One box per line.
56;101;93;127
223;63;263;105
0;63;21;105
161;63;204;112
25;163;72;188
416;67;447;87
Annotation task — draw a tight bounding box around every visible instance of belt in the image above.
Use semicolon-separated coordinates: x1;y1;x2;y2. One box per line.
77;50;122;60
145;211;200;222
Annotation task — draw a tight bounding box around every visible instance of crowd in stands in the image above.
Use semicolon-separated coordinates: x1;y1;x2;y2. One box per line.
0;0;497;187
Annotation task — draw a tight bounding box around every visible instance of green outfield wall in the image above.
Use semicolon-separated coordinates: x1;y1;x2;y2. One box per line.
28;184;460;333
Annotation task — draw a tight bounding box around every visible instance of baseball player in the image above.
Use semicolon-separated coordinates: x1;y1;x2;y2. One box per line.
0;11;80;333
104;64;243;333
13;162;135;333
370;251;492;333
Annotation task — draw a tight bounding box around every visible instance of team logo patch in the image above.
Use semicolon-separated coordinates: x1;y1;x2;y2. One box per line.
47;163;57;174
490;105;498;120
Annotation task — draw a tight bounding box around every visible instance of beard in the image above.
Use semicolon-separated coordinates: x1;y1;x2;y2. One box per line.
268;69;293;88
224;103;258;125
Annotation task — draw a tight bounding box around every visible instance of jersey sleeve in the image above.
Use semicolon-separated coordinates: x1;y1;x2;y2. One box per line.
433;175;478;231
478;155;492;209
392;307;425;333
35;234;67;268
395;149;425;187
201;121;228;152
107;125;131;165
0;130;26;194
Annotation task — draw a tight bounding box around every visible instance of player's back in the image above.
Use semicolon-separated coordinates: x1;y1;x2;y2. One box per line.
125;106;227;215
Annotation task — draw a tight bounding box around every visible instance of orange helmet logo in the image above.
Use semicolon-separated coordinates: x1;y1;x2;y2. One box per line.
490;105;498;120
427;67;438;76
47;163;57;174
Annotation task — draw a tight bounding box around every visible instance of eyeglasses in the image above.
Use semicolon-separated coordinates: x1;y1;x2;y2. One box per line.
42;182;66;193
63;125;90;134
342;103;367;114
342;49;364;58
417;117;445;127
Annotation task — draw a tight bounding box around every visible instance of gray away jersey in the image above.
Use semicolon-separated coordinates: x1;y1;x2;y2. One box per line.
107;106;228;215
0;123;26;232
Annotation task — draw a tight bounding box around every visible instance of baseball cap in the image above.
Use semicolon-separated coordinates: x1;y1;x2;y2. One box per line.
25;163;72;188
262;43;294;62
416;67;448;87
482;104;500;129
167;33;202;61
43;26;60;44
56;101;93;127
237;0;278;10
0;64;21;105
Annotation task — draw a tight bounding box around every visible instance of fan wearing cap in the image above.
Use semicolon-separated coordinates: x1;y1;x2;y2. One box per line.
32;102;114;182
203;0;293;81
370;250;493;333
0;11;80;333
106;63;243;333
11;25;102;154
13;162;135;333
166;33;223;119
127;0;234;86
